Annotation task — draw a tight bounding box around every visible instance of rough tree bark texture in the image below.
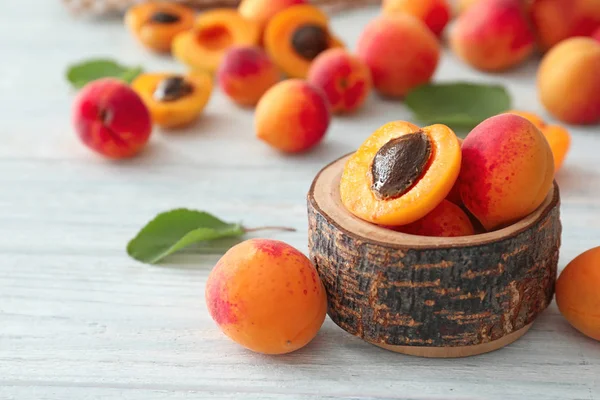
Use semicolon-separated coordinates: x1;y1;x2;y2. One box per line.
307;185;562;348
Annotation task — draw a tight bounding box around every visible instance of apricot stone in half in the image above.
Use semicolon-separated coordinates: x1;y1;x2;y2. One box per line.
131;71;213;129
264;4;344;79
172;9;260;73
340;121;462;227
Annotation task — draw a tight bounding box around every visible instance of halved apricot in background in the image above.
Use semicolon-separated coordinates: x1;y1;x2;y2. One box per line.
131;71;213;129
340;121;462;227
264;4;344;78
172;9;260;73
125;1;195;53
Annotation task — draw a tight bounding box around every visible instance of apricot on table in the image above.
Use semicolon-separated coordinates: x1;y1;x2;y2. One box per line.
306;48;372;114
125;1;195;53
238;0;307;40
264;4;344;79
537;37;600;125
216;46;281;107
555;246;600;341
131;71;213;129
382;0;451;37
356;14;440;98
339;121;462;227
205;238;328;355
529;0;600;52
457;113;554;231
449;0;535;72
172;9;260;73
72;78;153;159
507;110;571;172
391;199;475;237
255;79;331;153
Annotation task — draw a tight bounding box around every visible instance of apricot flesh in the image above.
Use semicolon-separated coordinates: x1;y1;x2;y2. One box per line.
537;37;600;125
306;48;372;114
217;46;281;107
458;113;554;231
238;0;306;38
356;14;440;98
340;121;462;227
205;238;328;354
449;0;535;72
255;79;331;153
382;0;451;37
392;199;475;237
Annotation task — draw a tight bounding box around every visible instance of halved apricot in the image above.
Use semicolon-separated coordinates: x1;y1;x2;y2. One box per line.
125;1;195;53
264;4;344;79
172;9;260;73
131;71;213;129
340;121;462;226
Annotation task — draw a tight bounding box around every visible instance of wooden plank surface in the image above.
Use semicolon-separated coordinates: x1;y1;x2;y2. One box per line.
1;1;600;399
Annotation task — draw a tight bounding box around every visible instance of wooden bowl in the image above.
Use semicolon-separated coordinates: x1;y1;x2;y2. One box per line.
307;154;562;358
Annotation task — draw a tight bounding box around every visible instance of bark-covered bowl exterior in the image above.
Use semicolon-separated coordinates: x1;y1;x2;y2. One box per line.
307;154;561;357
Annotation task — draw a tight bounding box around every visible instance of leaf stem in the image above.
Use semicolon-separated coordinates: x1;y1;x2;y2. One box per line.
244;226;297;233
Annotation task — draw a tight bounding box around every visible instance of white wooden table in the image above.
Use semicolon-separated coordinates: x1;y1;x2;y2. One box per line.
2;2;600;399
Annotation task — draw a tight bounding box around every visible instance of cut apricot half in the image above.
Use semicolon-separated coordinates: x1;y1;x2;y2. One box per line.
172;9;260;73
125;1;195;53
131;71;213;129
340;121;462;227
264;4;344;79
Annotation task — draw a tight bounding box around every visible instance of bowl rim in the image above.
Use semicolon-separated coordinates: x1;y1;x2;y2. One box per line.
308;152;560;250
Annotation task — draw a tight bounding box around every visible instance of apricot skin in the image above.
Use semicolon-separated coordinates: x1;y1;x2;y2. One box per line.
255;79;330;153
217;46;281;107
449;0;535;72
306;48;372;114
537;37;600;125
72;78;152;159
392;200;475;237
556;246;600;341
382;0;451;37
593;27;600;42
457;113;555;231
205;238;328;355
356;14;440;97
529;0;600;52
238;0;306;36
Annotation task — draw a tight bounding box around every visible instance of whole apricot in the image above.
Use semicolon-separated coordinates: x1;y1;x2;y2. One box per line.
72;78;152;159
382;0;451;37
449;0;536;72
306;48;372;114
217;46;281;107
255;79;331;153
556;246;600;341
458;113;555;231
205;238;328;354
537;37;600;125
238;0;306;38
356;14;440;98
392;199;475;237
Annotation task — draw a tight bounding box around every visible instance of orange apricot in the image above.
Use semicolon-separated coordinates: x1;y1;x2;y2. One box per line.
555;246;600;341
458;113;555;231
449;0;536;72
125;1;195;53
255;79;331;153
131;71;213;129
339;121;462;227
217;46;281;107
172;9;260;73
537;37;600;125
306;48;372;114
507;110;571;172
382;0;451;37
264;4;345;79
238;0;307;40
356;14;440;98
391;199;475;237
205;238;328;354
529;0;600;52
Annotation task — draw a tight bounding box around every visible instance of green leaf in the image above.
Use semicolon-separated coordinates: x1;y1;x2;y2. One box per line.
126;209;245;264
404;82;512;131
66;58;144;89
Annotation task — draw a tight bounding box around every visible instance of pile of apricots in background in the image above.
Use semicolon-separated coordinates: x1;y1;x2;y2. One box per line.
69;0;600;354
